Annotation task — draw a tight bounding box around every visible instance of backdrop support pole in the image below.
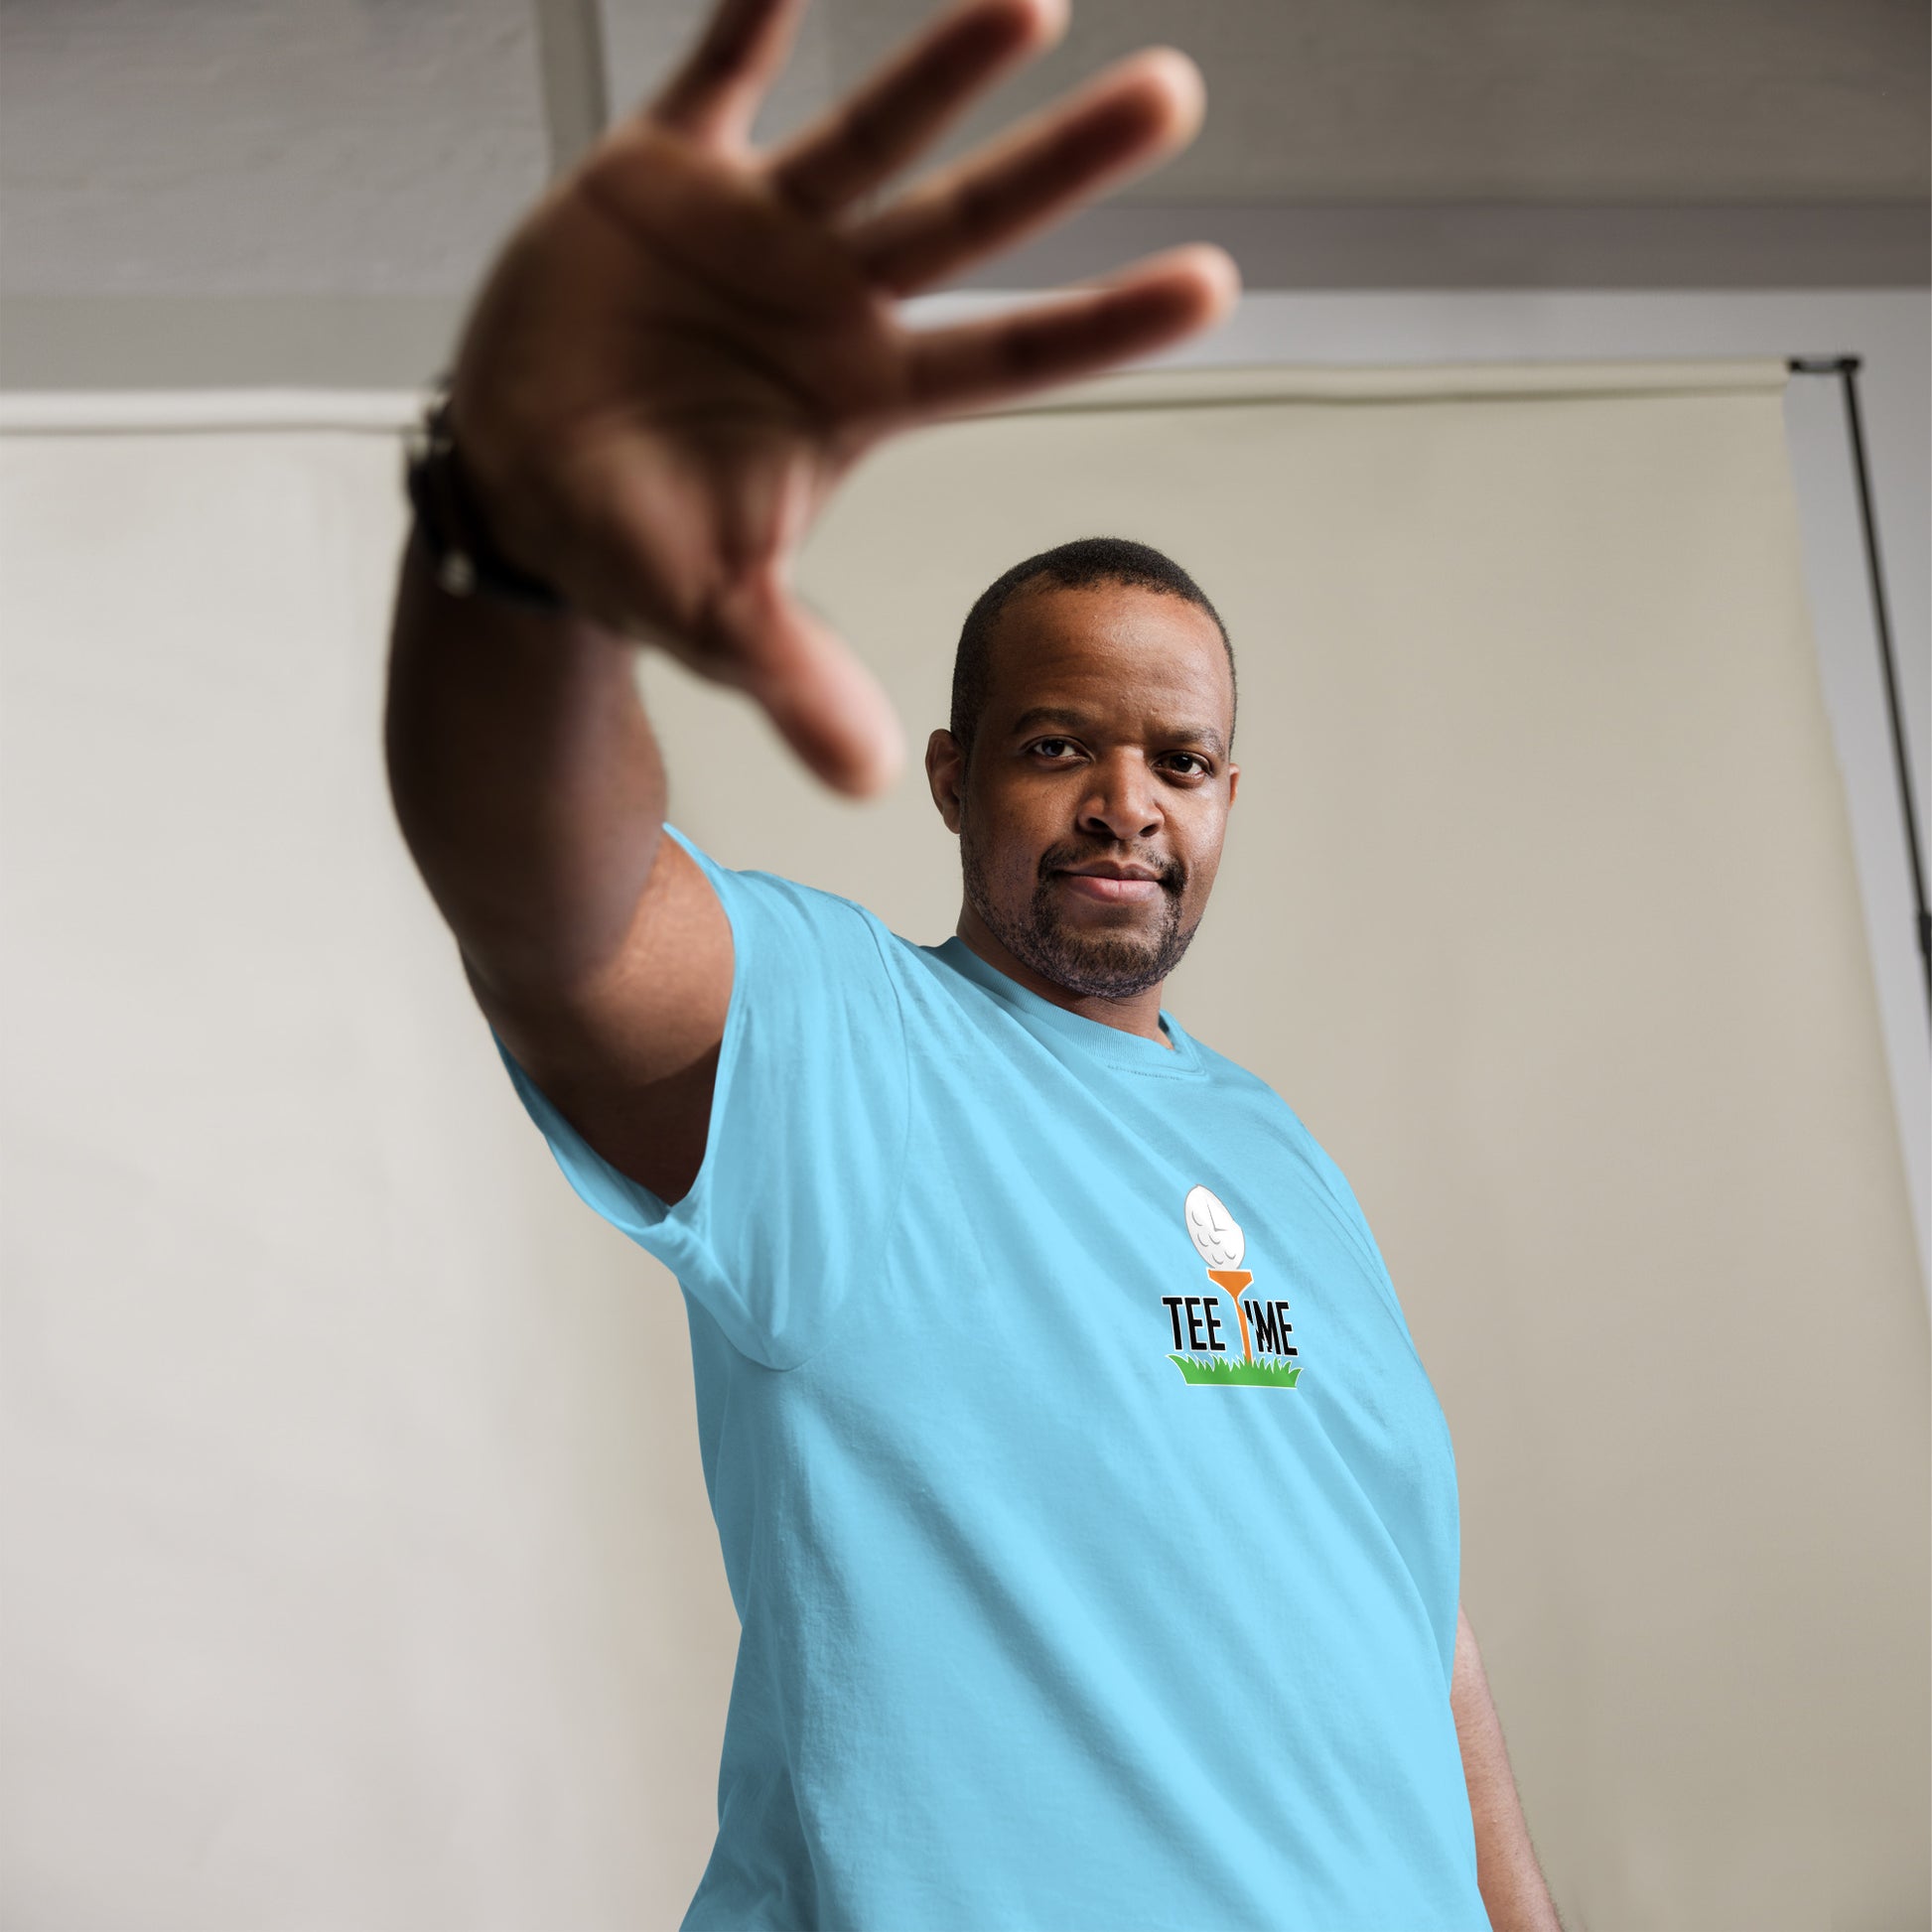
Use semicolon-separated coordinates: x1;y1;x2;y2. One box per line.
1789;353;1931;1024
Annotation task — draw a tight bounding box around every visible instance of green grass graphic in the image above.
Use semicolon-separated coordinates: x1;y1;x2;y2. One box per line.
1168;1352;1302;1388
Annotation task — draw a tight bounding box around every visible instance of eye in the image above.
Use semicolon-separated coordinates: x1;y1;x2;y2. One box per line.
1027;739;1212;778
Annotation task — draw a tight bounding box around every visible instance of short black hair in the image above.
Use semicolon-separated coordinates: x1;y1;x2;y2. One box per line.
948;536;1236;770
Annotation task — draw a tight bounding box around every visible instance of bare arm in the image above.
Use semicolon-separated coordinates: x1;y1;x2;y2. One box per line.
383;530;666;1003
384;535;739;1202
1452;1601;1564;1932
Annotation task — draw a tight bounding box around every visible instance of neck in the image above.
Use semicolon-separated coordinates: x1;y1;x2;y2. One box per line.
953;907;1173;1047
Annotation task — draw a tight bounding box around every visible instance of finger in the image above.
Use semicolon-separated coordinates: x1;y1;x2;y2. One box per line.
846;47;1204;297
701;567;908;798
765;0;1065;218
646;0;809;149
897;243;1239;419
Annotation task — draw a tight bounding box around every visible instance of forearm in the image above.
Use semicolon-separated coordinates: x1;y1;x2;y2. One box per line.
1451;1607;1562;1932
382;527;669;998
1469;1774;1561;1932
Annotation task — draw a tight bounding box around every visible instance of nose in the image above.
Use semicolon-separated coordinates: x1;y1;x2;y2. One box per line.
1072;750;1165;856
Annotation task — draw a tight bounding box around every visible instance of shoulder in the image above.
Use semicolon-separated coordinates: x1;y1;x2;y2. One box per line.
1191;1040;1376;1229
663;822;897;969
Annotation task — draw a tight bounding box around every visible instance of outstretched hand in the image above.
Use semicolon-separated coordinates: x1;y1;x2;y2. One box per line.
446;0;1239;797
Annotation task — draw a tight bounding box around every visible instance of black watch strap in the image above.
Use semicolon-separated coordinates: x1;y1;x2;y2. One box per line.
403;384;569;614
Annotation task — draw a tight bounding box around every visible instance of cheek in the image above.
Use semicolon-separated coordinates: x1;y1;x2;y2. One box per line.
976;797;1042;874
1181;851;1220;901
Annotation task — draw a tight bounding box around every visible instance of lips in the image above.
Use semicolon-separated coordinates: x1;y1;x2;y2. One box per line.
1056;856;1163;881
1057;870;1164;903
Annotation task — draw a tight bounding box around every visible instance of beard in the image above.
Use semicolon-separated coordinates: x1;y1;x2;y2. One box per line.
959;808;1202;1002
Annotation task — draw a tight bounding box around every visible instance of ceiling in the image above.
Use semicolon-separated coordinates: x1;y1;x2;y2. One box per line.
1;0;1925;385
642;0;1932;203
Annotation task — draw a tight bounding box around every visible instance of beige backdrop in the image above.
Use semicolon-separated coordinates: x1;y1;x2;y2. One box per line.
2;361;1924;1930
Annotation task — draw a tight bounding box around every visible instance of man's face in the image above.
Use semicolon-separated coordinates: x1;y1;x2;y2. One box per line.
926;578;1240;1003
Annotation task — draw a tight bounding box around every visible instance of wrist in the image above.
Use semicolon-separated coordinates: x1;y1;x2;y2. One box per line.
404;380;570;615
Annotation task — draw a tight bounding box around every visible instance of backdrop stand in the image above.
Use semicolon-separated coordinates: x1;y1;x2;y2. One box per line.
1789;353;1930;1021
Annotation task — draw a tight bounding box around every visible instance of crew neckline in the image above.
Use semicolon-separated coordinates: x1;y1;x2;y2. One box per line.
930;934;1208;1080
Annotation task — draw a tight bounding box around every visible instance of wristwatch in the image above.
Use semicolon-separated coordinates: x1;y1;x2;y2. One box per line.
403;380;569;614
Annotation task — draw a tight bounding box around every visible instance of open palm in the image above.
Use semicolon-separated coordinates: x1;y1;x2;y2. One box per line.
448;0;1239;797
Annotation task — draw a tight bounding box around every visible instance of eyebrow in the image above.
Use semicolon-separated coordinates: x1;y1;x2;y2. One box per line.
1007;705;1227;760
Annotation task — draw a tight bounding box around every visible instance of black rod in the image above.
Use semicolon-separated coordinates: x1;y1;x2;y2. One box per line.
1789;353;1932;1023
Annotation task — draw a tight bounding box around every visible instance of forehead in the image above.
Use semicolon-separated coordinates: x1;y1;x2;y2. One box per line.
985;580;1229;719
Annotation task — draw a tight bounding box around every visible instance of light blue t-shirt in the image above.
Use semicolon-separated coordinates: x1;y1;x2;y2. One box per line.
490;822;1488;1932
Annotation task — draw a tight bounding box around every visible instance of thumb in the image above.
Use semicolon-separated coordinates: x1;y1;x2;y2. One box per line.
712;570;906;800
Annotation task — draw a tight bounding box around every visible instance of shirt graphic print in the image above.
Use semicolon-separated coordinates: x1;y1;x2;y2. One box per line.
1167;1181;1303;1385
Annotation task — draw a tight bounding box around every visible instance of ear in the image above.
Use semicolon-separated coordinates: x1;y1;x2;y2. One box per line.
925;728;967;832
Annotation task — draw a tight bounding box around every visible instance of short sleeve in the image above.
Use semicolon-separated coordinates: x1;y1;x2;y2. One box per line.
1276;1098;1419;1351
488;822;912;1372
1319;1153;1417;1346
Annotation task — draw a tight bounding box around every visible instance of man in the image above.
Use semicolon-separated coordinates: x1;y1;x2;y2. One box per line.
383;0;1561;1925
